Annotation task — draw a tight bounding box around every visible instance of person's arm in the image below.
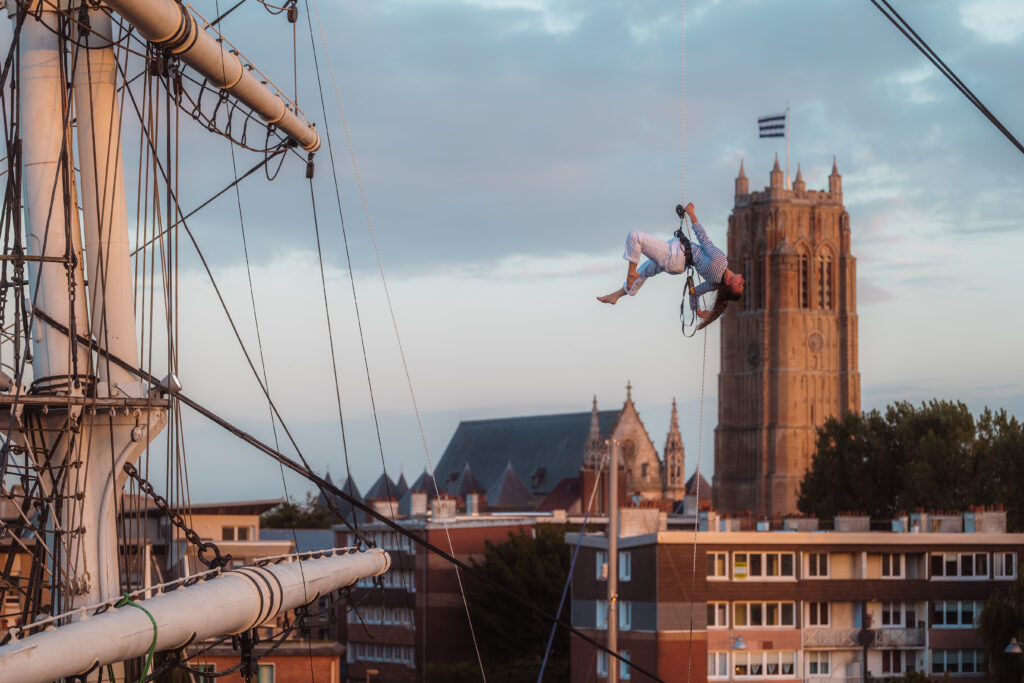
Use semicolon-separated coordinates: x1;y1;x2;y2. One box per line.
685;202;715;248
688;280;716;313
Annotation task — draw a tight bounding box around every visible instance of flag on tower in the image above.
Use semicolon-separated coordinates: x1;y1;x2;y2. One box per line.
758;113;786;138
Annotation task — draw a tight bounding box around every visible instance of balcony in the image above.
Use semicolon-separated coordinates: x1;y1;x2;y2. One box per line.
803;628;860;649
871;627;925;648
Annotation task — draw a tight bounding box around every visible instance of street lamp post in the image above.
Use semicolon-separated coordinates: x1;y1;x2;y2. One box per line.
728;634;748;683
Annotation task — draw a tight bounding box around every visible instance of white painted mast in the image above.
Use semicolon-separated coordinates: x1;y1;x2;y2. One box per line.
0;549;391;683
101;0;320;152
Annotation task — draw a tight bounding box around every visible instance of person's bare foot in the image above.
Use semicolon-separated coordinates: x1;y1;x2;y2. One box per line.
597;288;625;305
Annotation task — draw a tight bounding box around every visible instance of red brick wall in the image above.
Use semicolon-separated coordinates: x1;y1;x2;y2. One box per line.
198;653;339;682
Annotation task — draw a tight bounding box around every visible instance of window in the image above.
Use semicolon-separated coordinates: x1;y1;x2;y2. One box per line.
733;602;795;628
707;552;728;579
707;602;728;628
806;552;828;578
619;601;632;631
881;553;903;578
931;601;984;628
349;643;415;667
807;602;829;627
257;665;274;683
798;250;809;309
708;652;729;678
932;649;982;674
597;650;630;679
930;552;989;579
996;552;1017;578
881;650;903;675
596;551;608;580
733;552;795;580
194;665;216;683
619;552;632;582
347;606;415;627
807;651;829;675
222;526;234;541
818;251;833;310
221;526;252;541
732;652;796;678
596;551;630;581
597;601;608;629
881;602;916;628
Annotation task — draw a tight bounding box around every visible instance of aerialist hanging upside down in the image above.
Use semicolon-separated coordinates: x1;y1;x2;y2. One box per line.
597;202;745;330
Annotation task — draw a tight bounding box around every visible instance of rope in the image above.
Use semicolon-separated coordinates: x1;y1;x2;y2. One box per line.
33;309;663;683
536;442;612;682
685;327;709;683
304;0;488;676
115;592;158;683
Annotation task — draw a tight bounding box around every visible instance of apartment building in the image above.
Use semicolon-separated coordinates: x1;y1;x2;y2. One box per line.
568;510;1024;682
335;500;538;682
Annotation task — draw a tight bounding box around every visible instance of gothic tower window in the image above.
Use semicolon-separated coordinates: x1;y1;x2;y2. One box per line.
818;249;834;310
742;250;751;311
756;246;766;310
798;248;810;309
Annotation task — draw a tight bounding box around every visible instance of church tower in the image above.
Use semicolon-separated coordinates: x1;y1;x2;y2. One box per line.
663;399;686;501
714;157;860;518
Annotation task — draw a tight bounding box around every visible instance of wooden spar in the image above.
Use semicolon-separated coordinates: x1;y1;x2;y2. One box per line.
0;548;390;683
102;0;321;152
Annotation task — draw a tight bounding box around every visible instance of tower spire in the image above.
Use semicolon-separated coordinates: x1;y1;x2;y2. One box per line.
663;398;685;499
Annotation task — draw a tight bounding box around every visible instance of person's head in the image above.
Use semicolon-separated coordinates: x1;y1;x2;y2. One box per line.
724;270;745;297
696;277;743;330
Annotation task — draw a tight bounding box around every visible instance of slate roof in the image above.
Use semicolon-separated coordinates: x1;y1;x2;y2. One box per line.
446;463;487;498
394;473;409;500
535;477;582;514
259;528;334;553
686;472;712;502
364;472;399;500
486;461;535;509
317;471;361;521
434;410;619;497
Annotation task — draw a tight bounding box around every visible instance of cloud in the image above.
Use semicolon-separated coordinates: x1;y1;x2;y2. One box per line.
960;0;1024;44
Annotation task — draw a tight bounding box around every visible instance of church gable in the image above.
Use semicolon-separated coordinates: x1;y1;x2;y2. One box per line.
610;384;662;499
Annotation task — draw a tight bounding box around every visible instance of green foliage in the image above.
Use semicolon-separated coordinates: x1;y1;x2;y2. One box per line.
460;524;572;683
425;660;482;682
260;491;334;529
978;574;1024;682
798;401;1024;528
894;671;934;683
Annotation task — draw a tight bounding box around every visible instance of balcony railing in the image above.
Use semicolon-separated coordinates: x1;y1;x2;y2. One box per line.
871;627;925;648
803;627;860;648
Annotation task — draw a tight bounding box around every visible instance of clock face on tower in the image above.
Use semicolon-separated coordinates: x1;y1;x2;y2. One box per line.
746;342;760;369
807;332;824;353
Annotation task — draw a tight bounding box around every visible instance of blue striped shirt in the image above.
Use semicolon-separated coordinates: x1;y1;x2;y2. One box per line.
687;221;728;312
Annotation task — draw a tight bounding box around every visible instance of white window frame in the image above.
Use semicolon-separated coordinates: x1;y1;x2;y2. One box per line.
732;651;797;678
596;550;608;580
733;552;795;581
880;601;917;628
880;552;903;578
707;602;728;628
619;601;632;631
597;650;630;679
708;652;729;679
806;552;829;578
881;650;904;675
733;601;796;628
597;601;608;630
995;551;1017;579
257;663;275;683
930;552;990;580
931;600;983;628
807;651;829;675
707;551;729;580
619;551;632;582
807;601;830;627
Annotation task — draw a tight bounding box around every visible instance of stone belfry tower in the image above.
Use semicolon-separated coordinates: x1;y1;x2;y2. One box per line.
714;156;860;518
663;399;686;500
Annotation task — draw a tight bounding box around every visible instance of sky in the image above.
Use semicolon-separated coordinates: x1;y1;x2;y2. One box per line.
103;0;1024;503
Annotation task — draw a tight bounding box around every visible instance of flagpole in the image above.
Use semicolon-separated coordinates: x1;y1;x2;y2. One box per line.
785;103;790;189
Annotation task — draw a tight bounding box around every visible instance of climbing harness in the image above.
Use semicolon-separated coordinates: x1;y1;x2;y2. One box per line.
675;204;701;337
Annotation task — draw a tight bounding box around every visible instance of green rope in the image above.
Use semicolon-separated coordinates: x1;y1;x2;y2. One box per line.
114;593;158;683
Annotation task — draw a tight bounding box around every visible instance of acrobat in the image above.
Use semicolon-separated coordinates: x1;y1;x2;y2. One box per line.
597;202;744;330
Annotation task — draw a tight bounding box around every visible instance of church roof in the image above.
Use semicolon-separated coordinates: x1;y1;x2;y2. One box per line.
536;477;582;513
364;472;399;501
434;410;620;496
446;463;487;498
394;473;409;500
317;471;361;521
486;461;535;509
686;472;712;502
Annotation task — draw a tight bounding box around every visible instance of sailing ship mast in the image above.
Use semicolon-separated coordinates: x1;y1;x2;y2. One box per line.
0;0;389;678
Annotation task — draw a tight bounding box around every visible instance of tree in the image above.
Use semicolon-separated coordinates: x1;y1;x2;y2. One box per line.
798;400;1024;528
461;525;572;683
260;492;334;528
978;574;1024;682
